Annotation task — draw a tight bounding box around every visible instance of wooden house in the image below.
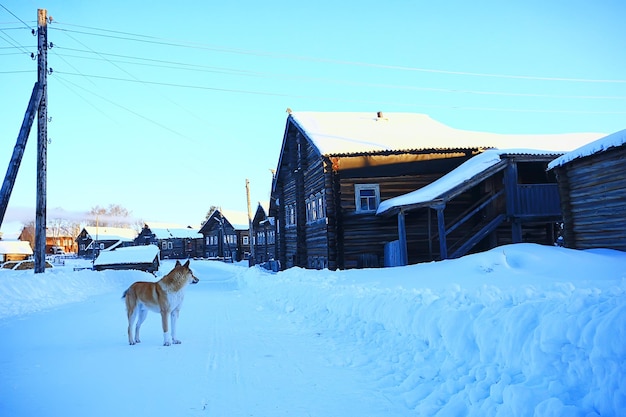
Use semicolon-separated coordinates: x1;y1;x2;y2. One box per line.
0;240;33;263
548;129;626;251
271;111;602;270
93;245;160;273
75;226;137;258
135;224;203;259
199;209;250;261
377;150;566;265
250;202;277;268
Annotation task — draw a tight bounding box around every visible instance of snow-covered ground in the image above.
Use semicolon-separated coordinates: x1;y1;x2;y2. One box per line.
1;243;625;416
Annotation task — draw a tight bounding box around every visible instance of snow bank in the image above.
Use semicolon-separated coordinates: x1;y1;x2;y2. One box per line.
0;261;147;319
1;245;625;416
240;244;626;416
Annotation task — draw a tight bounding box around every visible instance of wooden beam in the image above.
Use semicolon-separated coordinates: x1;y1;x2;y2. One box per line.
0;82;43;226
397;209;408;266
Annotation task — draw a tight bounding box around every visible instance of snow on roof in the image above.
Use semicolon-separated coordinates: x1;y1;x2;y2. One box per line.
289;112;604;156
84;226;137;241
377;149;558;215
93;245;159;266
0;240;33;255
150;228;202;239
547;128;626;170
221;210;250;230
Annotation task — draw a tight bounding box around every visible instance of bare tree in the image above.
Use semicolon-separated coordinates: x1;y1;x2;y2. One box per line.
202;205;219;225
87;204;133;228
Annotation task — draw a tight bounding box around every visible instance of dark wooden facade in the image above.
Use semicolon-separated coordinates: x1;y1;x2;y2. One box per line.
75;227;136;258
271;115;486;270
549;132;626;251
199;210;250;261
134;225;203;259
250;203;277;268
378;152;564;265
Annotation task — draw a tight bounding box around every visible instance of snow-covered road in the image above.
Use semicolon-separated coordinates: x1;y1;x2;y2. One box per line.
1;262;402;417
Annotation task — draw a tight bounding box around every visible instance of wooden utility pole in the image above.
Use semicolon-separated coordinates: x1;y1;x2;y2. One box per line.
245;179;255;266
0;83;42;226
34;9;48;273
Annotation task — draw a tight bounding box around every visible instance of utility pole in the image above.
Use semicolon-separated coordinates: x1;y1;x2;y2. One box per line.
34;9;48;273
245;179;255;266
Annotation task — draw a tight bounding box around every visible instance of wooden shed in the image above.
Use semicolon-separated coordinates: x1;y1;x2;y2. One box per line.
271;111;602;270
0;240;33;263
548;129;626;251
93;245;160;273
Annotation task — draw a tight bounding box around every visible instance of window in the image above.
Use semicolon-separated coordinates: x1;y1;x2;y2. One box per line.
286;203;296;227
243;236;249;245
355;184;380;213
306;192;326;224
162;241;167;250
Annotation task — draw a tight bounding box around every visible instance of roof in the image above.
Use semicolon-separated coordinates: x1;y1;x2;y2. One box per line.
93;245;160;266
377;149;561;215
84;226;137;241
289;112;604;156
150;228;202;239
0;240;33;255
548;128;626;170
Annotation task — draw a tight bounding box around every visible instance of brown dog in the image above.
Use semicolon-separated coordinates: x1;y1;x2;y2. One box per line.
122;260;199;346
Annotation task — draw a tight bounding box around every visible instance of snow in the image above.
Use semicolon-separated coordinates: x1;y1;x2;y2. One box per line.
377;149;558;214
1;243;625;416
83;226;138;241
0;240;33;256
548;128;626;170
92;244;160;266
149;227;202;239
289;112;605;156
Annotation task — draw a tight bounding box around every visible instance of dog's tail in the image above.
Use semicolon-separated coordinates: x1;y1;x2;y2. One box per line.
121;288;129;300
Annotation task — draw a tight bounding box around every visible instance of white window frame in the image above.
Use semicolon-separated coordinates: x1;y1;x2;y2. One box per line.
355;184;380;213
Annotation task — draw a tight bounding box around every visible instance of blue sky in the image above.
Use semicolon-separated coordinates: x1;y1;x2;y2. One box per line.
1;0;625;229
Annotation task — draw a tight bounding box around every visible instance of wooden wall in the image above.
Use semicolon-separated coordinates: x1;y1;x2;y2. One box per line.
554;146;626;251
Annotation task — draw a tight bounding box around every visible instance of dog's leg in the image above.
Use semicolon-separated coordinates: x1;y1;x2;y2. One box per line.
171;308;181;344
160;309;171;346
126;293;138;345
134;307;148;344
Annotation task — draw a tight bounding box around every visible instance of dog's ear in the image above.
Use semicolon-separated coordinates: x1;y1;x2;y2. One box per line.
183;260;190;269
175;260;181;267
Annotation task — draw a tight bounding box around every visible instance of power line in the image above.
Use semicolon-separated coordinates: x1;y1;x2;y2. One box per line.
52;71;626;115
50;21;626;85
0;3;33;30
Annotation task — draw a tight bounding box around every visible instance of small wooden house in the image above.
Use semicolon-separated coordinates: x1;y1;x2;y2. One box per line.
135;224;203;259
93;245;160;273
250;202;277;267
0;240;33;263
377;150;566;265
271;111;602;270
548;129;626;251
199;209;250;261
75;226;137;258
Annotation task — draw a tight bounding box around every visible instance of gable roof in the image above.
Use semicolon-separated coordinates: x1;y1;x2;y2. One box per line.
377;149;561;216
83;226;137;241
288;112;604;156
548;128;626;170
0;240;33;255
149;228;202;239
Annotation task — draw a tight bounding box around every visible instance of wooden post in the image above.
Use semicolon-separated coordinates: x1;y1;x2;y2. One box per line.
245;179;255;266
433;202;448;259
0;83;42;226
397;209;408;266
35;9;48;273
